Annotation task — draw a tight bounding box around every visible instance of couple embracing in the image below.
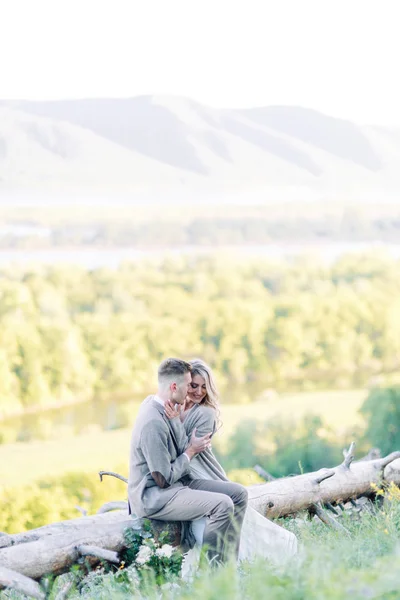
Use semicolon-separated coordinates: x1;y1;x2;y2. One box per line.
128;357;297;566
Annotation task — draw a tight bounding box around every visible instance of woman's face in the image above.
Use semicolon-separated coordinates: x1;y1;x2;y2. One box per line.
187;374;207;405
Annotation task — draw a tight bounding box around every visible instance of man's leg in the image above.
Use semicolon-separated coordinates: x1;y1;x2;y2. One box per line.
149;488;235;564
188;480;248;560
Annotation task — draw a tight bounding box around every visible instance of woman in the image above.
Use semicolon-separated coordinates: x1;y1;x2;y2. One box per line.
166;359;298;564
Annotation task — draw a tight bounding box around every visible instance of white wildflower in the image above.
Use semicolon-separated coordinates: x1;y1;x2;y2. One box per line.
135;544;153;565
181;547;200;581
156;543;174;559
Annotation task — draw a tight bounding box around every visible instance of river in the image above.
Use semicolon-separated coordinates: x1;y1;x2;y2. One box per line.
0;242;399;269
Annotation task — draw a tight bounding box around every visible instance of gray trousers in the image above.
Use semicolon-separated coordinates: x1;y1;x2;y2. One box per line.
150;479;248;564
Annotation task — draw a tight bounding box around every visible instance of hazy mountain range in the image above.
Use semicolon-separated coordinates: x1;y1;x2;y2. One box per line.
1;95;400;204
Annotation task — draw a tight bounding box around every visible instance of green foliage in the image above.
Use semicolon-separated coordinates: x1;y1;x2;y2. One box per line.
361;386;400;454
0;468;128;533
224;420;260;469
222;414;344;477
1;253;400;422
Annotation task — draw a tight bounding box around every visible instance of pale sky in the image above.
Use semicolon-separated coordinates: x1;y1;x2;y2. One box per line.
1;0;399;126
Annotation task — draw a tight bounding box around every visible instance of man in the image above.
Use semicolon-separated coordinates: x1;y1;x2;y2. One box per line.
128;357;248;564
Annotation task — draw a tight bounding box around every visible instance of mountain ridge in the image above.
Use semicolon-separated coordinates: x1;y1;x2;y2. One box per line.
1;96;399;204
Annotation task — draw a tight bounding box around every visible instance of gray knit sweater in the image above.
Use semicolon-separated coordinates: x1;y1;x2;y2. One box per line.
127;395;190;518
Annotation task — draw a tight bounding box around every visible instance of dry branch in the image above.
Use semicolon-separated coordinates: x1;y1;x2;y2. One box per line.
98;471;128;484
309;502;349;533
253;465;275;481
97;501;129;514
76;544;120;564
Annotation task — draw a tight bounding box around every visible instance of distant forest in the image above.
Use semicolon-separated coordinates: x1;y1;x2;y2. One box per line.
1;252;400;423
1;212;400;248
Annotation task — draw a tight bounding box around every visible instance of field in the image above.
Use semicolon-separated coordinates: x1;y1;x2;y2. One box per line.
0;389;367;488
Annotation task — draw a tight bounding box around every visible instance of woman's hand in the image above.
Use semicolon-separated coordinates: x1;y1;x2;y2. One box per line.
164;399;183;420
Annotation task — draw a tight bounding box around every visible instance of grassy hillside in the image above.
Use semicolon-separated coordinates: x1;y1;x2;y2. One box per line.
0;389;366;487
17;486;400;600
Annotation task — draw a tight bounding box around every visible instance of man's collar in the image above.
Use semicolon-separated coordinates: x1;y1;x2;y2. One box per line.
154;394;166;407
150;394;166;416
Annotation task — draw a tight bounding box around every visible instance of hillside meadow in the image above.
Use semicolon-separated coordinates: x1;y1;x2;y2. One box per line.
0;389;366;488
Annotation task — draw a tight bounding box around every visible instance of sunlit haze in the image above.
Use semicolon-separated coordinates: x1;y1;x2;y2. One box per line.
1;0;399;125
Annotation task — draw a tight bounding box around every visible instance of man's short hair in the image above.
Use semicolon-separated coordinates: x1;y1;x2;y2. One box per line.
158;357;192;384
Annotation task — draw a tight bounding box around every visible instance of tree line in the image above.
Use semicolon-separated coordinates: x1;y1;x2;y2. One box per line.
2;213;400;248
1;251;400;419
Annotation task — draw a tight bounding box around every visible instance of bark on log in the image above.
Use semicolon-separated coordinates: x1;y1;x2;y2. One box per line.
6;510;139;547
0;534;12;549
248;449;400;518
383;457;400;485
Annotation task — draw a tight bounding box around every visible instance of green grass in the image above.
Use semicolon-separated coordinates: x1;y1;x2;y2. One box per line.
0;389;367;488
48;494;400;600
220;388;366;439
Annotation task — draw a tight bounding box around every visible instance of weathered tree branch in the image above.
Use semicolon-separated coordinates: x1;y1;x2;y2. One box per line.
253;465;275;481
98;471;128;484
76;544;120;564
313;468;335;484
0;566;45;599
309;502;349;533
97;501;129;514
341;442;356;468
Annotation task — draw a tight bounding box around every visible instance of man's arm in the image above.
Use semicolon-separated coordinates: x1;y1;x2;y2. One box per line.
140;421;189;489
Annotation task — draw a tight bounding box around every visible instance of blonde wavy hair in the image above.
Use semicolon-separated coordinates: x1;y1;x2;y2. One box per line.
189;359;222;428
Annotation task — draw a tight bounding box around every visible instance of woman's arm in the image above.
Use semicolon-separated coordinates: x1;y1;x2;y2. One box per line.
189;407;216;439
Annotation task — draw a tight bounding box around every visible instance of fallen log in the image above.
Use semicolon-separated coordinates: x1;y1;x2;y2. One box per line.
248;447;400;518
5;510;137;547
0;511;139;580
0;511;181;582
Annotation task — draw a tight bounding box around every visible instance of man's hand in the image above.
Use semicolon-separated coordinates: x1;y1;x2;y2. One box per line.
164;399;184;420
185;428;212;460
